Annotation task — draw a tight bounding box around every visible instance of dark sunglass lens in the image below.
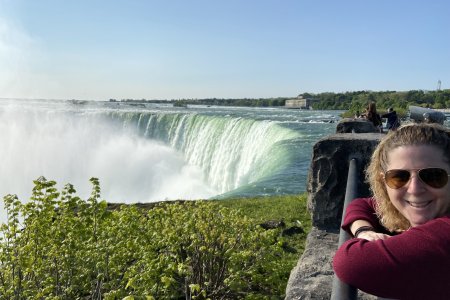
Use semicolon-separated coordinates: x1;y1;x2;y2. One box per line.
419;168;449;188
385;170;411;189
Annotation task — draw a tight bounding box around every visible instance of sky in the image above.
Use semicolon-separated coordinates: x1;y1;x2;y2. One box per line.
0;0;449;101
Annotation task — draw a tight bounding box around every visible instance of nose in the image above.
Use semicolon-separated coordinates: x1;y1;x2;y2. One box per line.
406;173;427;193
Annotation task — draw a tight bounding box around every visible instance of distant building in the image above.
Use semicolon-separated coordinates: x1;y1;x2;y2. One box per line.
285;96;315;109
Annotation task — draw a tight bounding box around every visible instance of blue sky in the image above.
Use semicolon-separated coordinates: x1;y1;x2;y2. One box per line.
0;0;449;100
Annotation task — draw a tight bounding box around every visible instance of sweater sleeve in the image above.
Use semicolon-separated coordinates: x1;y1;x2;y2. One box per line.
341;198;383;234
333;216;450;299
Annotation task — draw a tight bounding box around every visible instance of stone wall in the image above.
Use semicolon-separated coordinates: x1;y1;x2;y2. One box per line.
285;120;383;300
307;133;381;229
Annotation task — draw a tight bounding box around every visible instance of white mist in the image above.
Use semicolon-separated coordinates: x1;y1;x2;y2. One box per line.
0;102;217;222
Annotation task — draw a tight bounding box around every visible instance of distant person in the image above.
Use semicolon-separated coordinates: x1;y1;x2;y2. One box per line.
381;107;400;131
361;102;382;132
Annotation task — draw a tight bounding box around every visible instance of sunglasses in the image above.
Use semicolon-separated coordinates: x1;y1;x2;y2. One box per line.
384;168;450;189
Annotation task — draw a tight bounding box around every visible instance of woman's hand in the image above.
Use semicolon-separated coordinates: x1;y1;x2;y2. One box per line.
350;219;391;241
356;230;391;241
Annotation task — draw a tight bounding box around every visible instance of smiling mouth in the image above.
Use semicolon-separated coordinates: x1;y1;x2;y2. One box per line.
405;200;432;208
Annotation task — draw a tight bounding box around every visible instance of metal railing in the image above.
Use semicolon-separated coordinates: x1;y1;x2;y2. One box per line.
330;158;393;300
330;158;358;300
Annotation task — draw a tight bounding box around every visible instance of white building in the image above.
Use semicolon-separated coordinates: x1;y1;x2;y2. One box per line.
285;96;315;109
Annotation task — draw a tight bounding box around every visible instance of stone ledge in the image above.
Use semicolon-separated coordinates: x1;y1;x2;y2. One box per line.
285;227;377;300
307;133;382;228
285;227;338;300
286;127;383;299
336;118;379;133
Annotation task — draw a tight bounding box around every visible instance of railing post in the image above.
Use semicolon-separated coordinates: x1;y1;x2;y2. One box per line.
330;158;359;300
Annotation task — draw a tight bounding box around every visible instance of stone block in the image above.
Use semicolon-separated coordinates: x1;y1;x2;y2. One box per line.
286;127;383;299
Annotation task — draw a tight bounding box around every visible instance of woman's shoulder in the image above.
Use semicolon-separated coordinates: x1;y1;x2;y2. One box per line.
351;197;377;206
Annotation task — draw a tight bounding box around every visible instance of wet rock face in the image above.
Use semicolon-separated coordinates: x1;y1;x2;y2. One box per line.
286;129;382;300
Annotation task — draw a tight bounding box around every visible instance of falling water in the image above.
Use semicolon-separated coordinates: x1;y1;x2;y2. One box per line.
0;101;217;205
0;99;341;222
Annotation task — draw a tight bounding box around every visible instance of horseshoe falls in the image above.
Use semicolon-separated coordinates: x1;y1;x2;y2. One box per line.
0;99;340;216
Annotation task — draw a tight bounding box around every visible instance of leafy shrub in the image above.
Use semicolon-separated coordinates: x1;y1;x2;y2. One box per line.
0;177;288;299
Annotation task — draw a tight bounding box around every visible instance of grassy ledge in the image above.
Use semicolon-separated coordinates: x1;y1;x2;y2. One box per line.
214;193;312;283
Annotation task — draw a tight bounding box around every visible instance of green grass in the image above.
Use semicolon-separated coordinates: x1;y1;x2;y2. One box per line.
215;194;311;226
118;193;312;269
213;193;312;271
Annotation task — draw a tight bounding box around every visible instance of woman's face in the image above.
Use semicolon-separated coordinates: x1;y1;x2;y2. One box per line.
385;145;450;227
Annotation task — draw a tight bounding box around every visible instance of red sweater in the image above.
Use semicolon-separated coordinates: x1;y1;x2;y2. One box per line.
333;198;450;299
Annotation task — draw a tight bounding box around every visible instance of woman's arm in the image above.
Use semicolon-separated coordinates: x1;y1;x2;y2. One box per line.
342;198;386;236
343;198;390;240
349;220;390;241
333;216;450;299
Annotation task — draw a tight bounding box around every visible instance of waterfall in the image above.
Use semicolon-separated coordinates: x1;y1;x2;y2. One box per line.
0;106;216;205
1;100;342;224
0;101;302;206
105;111;302;194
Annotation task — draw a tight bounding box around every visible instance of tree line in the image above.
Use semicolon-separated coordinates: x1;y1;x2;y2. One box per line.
117;97;288;107
305;89;450;116
114;89;450;115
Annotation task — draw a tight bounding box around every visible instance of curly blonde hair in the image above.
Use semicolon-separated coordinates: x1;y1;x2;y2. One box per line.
367;123;450;232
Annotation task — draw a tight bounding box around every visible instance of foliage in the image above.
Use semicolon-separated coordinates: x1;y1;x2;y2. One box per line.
306;89;450;115
173;100;188;107
215;195;311;256
0;178;308;299
122;98;290;107
120;89;450;111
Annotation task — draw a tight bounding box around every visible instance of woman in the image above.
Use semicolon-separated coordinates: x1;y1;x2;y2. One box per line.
333;123;450;299
362;102;383;132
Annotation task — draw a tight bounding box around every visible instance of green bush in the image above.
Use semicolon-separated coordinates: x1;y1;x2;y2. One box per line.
0;177;291;299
